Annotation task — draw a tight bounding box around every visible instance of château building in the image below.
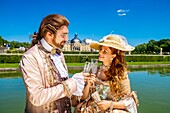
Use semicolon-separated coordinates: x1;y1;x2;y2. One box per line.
62;34;93;52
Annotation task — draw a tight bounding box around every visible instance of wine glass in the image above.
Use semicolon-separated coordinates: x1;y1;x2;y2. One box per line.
89;59;98;92
83;61;91;74
90;59;98;75
91;91;101;102
91;91;101;112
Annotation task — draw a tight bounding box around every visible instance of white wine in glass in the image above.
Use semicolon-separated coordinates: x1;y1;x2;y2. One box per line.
83;61;91;73
91;59;98;75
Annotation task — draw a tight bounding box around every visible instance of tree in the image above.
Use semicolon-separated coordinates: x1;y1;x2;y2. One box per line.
0;36;9;47
0;36;3;46
134;43;147;54
158;39;170;52
133;38;170;54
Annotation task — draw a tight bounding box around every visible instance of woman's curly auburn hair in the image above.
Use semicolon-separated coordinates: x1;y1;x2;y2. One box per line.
105;47;127;101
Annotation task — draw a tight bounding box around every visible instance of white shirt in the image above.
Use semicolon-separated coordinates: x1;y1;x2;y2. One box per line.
40;38;68;78
40;38;84;96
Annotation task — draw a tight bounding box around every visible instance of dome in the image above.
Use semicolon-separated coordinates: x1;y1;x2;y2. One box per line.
71;34;81;43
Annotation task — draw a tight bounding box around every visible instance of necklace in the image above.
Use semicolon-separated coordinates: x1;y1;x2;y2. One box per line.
101;64;111;70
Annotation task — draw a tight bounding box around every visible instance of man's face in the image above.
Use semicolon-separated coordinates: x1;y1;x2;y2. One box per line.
51;25;69;49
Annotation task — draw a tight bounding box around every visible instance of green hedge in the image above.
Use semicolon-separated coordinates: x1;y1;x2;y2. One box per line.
63;51;98;54
64;55;98;63
0;54;22;63
0;54;170;63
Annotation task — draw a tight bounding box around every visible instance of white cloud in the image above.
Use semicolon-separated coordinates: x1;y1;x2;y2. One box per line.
117;9;124;13
118;13;127;16
117;9;130;13
117;9;130;16
84;39;93;44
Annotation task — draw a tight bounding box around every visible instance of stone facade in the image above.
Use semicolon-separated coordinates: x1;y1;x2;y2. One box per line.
62;34;92;52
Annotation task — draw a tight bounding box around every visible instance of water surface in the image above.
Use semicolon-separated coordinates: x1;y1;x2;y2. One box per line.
0;67;170;113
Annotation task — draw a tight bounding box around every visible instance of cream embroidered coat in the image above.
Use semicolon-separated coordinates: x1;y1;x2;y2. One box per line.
20;44;77;113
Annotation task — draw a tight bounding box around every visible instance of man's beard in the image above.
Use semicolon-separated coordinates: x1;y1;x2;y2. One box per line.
58;41;66;49
52;37;66;49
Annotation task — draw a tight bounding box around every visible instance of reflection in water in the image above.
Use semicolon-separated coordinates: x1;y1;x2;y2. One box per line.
0;69;83;78
0;67;169;78
0;69;82;78
0;71;22;78
130;67;170;76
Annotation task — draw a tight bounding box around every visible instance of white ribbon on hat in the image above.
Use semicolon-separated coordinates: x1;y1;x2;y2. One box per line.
101;34;126;45
100;34;134;51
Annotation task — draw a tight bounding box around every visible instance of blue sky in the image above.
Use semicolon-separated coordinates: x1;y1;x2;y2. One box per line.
0;0;170;46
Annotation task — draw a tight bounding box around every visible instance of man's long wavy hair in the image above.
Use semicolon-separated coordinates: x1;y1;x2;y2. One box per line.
30;14;69;48
105;47;127;101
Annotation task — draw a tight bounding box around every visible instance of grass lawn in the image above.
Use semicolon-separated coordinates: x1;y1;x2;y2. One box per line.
0;63;20;68
0;62;169;68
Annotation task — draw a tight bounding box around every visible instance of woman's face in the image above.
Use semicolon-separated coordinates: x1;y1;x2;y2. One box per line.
98;46;115;66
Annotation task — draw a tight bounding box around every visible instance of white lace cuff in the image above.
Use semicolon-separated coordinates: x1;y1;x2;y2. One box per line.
120;96;137;113
71;73;85;96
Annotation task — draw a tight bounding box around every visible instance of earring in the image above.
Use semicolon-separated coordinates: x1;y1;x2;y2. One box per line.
111;58;113;61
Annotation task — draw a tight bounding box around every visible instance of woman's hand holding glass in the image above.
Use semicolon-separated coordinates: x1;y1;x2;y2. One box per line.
83;73;96;86
96;100;112;111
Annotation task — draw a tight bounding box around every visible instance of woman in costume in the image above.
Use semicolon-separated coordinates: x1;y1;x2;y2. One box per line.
75;34;139;113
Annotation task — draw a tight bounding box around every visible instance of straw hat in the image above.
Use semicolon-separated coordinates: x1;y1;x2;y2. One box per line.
90;34;135;51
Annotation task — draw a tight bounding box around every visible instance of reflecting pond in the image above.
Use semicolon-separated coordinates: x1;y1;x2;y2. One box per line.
0;67;170;113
